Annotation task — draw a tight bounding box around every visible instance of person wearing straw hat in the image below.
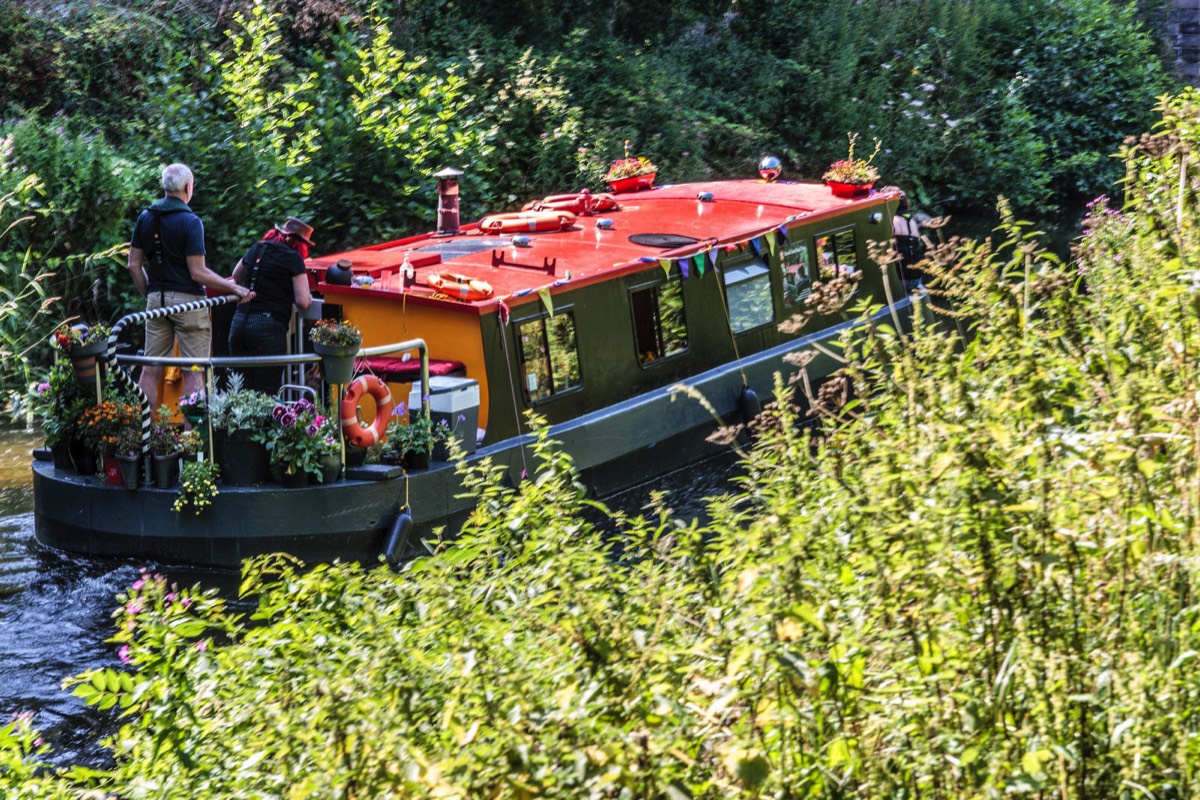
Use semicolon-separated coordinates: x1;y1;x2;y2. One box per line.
128;163;251;408
227;217;314;394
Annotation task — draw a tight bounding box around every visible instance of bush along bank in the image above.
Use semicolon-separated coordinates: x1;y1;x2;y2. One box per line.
7;88;1200;799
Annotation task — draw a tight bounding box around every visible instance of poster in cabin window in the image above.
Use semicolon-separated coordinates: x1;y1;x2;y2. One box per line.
781;239;813;306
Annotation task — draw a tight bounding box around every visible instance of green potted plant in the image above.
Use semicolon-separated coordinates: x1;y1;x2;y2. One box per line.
207;372;276;486
30;360;87;470
112;423;143;490
822;132;881;198
148;405;183;489
178;389;206;428
78;400;140;484
178;429;204;462
395;411;444;471
51;321;112;388
308;318;362;384
263;397;331;488
604;139;657;193
173;459;220;515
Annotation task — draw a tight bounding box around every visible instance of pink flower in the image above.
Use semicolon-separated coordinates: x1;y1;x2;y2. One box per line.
195;640;208;652
118;645;130;664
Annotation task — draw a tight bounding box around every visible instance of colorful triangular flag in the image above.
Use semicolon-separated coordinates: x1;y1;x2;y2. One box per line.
497;298;510;326
679;260;690;280
659;258;671;277
751;237;762;256
537;287;554;317
693;253;705;276
766;231;778;258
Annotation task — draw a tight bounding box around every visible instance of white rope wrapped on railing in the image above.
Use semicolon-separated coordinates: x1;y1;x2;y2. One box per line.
106;295;239;453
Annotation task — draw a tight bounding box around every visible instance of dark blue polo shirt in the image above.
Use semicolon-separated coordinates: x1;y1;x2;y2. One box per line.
130;197;206;295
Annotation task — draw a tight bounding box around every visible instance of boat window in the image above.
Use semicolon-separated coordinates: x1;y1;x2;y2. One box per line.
516;311;581;403
722;258;773;333
781;238;814;307
631;276;688;365
815;228;858;275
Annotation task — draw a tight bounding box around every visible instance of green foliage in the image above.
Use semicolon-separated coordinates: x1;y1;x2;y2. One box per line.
6;86;1200;797
207;372;278;437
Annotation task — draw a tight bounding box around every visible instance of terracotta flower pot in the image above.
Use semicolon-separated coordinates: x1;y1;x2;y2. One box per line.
68;339;108;387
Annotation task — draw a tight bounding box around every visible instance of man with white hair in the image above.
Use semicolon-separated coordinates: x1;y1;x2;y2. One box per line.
127;163;250;407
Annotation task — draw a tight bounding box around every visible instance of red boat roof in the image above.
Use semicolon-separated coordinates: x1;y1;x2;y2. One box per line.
309;179;893;312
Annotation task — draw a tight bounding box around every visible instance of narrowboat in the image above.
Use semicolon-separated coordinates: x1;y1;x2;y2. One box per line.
33;167;924;568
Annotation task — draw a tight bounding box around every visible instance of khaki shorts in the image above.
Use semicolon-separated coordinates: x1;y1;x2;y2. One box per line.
144;290;211;359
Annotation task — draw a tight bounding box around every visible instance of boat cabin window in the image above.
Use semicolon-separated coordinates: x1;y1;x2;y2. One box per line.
631;275;688;365
516;311;581;403
781;238;814;307
722;257;774;333
815;228;858;275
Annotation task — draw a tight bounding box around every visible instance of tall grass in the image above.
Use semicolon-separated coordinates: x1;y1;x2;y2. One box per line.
3;84;1200;800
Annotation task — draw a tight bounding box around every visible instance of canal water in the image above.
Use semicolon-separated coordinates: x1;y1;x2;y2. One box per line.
0;427;740;767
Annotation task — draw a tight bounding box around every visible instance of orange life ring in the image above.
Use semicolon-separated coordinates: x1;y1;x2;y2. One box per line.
425;271;494;302
521;191;620;216
340;374;395;448
477;210;576;233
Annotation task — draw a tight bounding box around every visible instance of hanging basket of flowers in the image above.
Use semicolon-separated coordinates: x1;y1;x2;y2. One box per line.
51;322;112;386
308;319;363;384
822;132;881;198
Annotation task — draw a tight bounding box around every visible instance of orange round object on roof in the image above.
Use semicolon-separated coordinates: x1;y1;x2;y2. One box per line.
341;374;395;448
425;271;494;302
522;191;620;216
477;210;576;233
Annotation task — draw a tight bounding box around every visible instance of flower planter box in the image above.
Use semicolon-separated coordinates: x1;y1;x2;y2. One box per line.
607;172;656;193
826;180;873;199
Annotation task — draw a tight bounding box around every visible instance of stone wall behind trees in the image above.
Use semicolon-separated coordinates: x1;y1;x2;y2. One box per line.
1170;0;1200;81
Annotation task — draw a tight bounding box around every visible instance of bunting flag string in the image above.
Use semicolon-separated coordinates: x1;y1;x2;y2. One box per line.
693;252;705;276
659;258;671;277
537;287;554;316
679;259;690;280
766;230;778;258
751;237;762;256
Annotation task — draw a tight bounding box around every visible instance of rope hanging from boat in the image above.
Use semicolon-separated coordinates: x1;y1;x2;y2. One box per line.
495;314;530;481
107;295;239;453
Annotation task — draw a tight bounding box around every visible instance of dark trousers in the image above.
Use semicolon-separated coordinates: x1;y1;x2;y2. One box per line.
228;309;288;396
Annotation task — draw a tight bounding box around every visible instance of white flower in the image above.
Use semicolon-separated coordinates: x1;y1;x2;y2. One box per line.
919;82;937;92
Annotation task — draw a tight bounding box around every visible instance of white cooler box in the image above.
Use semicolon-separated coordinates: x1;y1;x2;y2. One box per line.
408;376;480;459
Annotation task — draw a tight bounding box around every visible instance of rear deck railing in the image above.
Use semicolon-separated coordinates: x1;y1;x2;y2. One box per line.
88;296;430;469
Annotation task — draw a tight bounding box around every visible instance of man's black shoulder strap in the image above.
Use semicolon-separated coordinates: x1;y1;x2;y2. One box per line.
146;206;186;268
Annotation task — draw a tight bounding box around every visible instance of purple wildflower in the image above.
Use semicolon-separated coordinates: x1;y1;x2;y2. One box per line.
281;410;297;428
306;421;319;436
118;645;130;664
272;404;287;421
36;382;50;395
